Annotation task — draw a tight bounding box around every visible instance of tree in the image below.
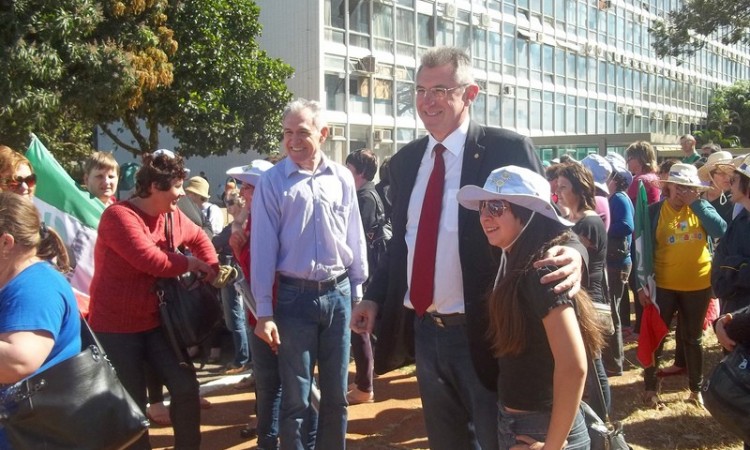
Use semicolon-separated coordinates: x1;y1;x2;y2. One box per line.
1;0;293;166
650;0;750;59
699;80;750;147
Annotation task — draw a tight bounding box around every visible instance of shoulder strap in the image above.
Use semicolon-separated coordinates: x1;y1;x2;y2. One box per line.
164;213;175;252
369;189;385;225
588;359;610;422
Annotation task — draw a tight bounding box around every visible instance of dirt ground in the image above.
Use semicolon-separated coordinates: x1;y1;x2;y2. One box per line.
149;328;745;450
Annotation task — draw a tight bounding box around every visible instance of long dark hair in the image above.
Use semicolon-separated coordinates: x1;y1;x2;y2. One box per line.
486;203;605;358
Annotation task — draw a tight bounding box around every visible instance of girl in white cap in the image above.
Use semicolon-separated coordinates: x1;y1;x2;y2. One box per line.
457;166;605;450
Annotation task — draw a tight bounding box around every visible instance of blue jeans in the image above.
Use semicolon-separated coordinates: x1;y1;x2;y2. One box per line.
414;315;499;450
275;278;351;450
604;263;631;375
497;406;590;450
221;283;250;367
249;326;282;450
97;328;201;450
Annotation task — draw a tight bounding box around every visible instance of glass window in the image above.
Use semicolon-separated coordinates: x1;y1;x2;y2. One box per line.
325;0;345;29
473;28;487;60
488;95;501;126
350;1;369;34
373;3;393;53
350;76;371;114
437;17;455;46
456;22;471;51
502;96;516;128
472;93;487;124
529;42;542;81
396;81;414;119
500;30;514;75
324;72;346;112
555;49;565;86
373;78;393;116
516;38;529;79
517;98;529;130
418;14;435;47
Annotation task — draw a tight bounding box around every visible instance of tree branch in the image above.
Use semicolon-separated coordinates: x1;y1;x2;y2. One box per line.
99;124;140;155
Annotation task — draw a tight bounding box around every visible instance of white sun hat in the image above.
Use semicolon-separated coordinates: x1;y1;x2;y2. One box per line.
226;160;274;186
697;150;734;183
716;154;750;180
657;163;710;191
457;165;573;226
605;153;633;188
581;154;612;195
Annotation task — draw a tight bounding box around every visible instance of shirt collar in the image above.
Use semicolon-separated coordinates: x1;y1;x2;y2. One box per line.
427;116;470;158
283;151;331;177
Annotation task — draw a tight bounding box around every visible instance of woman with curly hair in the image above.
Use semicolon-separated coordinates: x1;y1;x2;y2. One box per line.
88;151;218;450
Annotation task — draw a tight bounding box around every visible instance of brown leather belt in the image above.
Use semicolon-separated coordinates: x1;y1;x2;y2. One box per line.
278;271;348;295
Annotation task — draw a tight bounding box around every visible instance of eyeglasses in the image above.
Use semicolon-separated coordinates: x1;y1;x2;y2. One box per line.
415;85;466;99
479;200;508;218
225;199;238;206
675;185;698;194
1;174;37;189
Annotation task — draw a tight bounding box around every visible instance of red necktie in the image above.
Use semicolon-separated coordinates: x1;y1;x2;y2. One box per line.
410;144;446;317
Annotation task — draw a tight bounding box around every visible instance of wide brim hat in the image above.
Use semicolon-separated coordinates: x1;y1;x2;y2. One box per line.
581;154;612;195
697;150;734;182
185;176;210;199
226;160;274;186
716;154;750;180
457;165;573;226
656;163;710;191
604;153;633;188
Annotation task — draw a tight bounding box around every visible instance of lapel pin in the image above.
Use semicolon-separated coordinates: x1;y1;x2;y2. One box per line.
474;153;479;159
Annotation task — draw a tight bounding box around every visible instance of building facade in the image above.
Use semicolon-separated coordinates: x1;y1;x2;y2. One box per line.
256;0;750;163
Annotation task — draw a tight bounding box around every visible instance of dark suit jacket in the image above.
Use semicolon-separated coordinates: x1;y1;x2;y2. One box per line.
364;120;544;390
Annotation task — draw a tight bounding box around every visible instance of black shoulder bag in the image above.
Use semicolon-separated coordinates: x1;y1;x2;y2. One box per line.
582;359;631;450
703;343;750;442
155;213;222;368
0;317;149;449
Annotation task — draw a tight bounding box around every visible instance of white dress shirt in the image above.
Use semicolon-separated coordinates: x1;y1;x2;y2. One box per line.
403;118;469;314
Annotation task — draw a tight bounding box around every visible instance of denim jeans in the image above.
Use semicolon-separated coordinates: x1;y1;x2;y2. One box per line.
603;263;631;375
249;326;282;450
97;328;201;450
275;278;351;450
497;406;590;450
414;315;499;450
221;283;250;367
586;358;611;418
644;287;712;392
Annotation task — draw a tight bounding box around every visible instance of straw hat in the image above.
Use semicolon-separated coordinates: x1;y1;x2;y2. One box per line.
457;165;572;226
581;154;612;195
716;154;750;180
226;160;274;186
185;176;210;199
697;150;733;182
656;163;710;191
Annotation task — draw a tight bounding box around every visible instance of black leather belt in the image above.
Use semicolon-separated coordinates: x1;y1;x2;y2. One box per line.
279;271;348;295
427;312;466;328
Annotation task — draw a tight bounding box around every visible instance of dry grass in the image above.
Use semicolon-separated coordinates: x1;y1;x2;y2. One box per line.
610;327;745;449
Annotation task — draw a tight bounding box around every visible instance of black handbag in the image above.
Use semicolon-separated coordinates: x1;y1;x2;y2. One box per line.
583;360;632;450
703;343;750;442
0;318;149;450
155;213;222;368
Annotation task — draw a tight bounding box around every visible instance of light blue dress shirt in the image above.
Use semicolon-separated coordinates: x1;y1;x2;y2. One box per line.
250;155;368;318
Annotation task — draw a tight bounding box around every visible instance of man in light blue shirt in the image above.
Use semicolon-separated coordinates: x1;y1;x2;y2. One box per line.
251;98;367;450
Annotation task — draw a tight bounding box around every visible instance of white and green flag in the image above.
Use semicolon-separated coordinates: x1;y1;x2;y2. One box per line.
26;134;104;312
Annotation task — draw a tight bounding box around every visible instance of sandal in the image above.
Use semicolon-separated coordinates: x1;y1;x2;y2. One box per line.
146;402;172;427
642;391;665;410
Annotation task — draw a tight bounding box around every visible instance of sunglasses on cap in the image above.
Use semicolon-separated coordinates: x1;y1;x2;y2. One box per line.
479;200;508;218
1;174;37;189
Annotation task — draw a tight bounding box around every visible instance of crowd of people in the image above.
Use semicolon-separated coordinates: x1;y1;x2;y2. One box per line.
1;44;749;450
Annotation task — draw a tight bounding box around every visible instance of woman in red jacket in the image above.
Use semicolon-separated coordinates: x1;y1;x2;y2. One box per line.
89;152;218;450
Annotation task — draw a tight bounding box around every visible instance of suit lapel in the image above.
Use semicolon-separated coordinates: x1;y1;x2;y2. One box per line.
400;136;429;204
459;121;486;236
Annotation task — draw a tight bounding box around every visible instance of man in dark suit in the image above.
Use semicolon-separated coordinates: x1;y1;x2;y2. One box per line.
351;47;583;450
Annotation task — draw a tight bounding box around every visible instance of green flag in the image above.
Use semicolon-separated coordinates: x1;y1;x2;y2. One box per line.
634;179;656;304
26;134;105;311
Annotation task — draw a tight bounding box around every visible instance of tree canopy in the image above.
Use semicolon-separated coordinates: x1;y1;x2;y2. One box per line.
699;80;750;148
650;0;750;58
0;0;293;166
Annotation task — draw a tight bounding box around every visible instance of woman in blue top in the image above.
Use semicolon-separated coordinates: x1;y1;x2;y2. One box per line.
458;166;605;450
0;192;81;449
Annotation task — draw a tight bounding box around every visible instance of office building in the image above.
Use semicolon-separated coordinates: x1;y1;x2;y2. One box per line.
257;0;750;163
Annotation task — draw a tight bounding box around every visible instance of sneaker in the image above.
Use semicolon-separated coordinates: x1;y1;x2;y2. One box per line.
687;391;704;408
346;387;374;405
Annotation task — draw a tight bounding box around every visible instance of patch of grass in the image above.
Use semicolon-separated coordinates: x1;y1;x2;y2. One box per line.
610;327;745;449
